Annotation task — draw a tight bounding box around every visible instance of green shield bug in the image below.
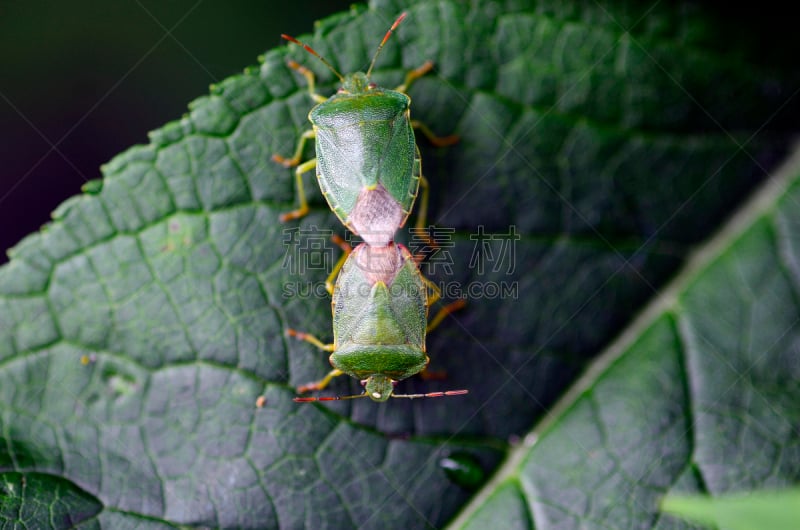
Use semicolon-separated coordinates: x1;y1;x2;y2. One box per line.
274;13;458;247
290;238;466;402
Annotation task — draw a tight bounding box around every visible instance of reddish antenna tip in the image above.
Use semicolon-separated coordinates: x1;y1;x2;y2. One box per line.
367;12;409;78
393;12;408;28
280;32;343;81
379;12;407;47
391;389;469;399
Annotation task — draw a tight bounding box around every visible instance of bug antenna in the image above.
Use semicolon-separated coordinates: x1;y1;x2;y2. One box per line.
281;34;344;82
294;392;369;403
366;12;407;78
392;389;469;399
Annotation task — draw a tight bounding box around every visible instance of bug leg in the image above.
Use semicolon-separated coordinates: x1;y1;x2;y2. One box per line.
427;299;466;333
287;329;337;393
421;273;443;306
411;120;459;147
272;129;316;168
397;60;461;146
394;60;434;93
419;367;448;381
279;158;318;222
286;328;335;352
419;260;467;326
420;298;466;380
396;62;462;146
411;175;442;266
324;234;352;295
286;60;328;104
414;175;431;238
297;368;344;394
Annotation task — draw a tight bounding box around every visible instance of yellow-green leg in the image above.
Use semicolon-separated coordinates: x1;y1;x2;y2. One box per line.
287;328;334;352
421;274;442;307
412;175;443;267
289;233;354;392
421;275;466;332
411;120;459;147
395;61;459;146
287;59;328;104
394;60;435;93
427;299;466;333
324;234;353;295
415;175;431;235
297;369;344;393
278;158;317;222
272;129;316;168
420;297;466;380
286;329;343;393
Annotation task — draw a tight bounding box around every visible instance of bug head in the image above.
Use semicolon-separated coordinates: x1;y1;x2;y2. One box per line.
364;375;394;402
341;72;371;94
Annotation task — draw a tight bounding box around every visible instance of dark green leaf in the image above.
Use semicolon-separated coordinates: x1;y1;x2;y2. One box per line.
0;473;99;528
449;155;800;527
1;0;798;527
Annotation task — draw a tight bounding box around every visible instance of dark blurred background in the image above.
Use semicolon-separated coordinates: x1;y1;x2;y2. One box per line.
0;0;350;263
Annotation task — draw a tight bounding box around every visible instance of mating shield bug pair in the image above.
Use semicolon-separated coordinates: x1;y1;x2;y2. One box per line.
274;13;466;402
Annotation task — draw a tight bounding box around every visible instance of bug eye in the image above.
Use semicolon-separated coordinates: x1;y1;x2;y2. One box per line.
337;88;345;93
368;82;377;89
359;379;367;386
